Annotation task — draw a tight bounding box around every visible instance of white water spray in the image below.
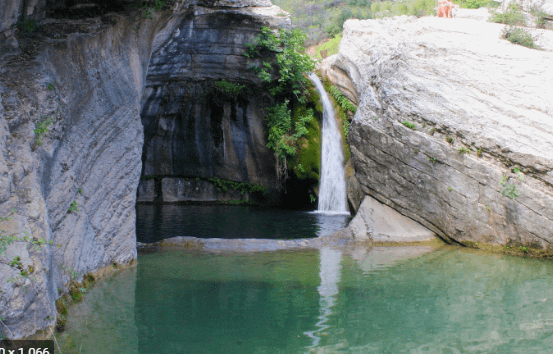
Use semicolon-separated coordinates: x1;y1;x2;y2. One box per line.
308;73;349;214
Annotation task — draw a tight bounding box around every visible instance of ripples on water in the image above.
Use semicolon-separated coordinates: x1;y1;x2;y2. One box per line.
136;204;351;243
59;247;553;353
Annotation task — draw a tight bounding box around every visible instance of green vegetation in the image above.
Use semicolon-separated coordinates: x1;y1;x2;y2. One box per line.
265;102;297;160
208;177;268;195
456;0;499;9
245;27;315;100
530;6;552;29
500;26;537;49
499;175;520;200
16;19;38;37
245;26;318;184
34;117;54;146
322;77;351;160
463;241;478;249
458;147;470;155
329;86;357;113
135;0;166;18
0;209;18;257
272;0;371;45
67;201;79;215
490;3;526;26
328;86;356;139
402;121;416;130
314;35;342;59
214;80;245;94
446;136;454;144
477;148;483;157
512;166;524;181
289;103;322;180
371;0;436;18
427;156;437;165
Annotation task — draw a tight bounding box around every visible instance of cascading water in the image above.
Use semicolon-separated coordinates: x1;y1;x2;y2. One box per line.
308;73;349;214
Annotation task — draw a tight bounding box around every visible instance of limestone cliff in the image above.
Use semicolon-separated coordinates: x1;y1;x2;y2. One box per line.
0;0;288;339
322;16;553;247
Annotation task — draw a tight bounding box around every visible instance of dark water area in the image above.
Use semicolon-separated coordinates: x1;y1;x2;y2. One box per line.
136;204;351;243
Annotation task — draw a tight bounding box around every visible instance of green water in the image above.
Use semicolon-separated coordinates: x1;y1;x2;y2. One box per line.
58;247;553;353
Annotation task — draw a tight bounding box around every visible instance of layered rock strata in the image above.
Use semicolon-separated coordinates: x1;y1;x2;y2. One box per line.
0;0;288;339
322;16;553;247
138;2;286;202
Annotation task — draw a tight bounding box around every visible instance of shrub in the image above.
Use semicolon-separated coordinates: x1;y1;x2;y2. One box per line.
501;26;536;49
245;27;316;183
402;121;416;129
245;27;315;102
34;117;54;146
530;6;551;29
490;5;525;26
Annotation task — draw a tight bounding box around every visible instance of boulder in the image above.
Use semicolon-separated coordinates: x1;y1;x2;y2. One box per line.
322;16;553;247
344;196;436;242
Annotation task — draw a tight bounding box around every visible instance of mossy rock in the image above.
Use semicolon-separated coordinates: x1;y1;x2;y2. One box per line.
289;105;321;181
69;283;83;302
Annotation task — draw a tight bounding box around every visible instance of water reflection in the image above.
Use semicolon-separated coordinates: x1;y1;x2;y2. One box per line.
136;204;350;243
304;248;343;347
58;247;553;353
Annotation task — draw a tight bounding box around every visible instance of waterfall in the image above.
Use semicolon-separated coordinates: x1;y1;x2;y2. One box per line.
308;73;349;214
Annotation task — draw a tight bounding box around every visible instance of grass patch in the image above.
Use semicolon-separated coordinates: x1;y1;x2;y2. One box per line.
402;121;416;130
501;26;537;49
314;35;342;59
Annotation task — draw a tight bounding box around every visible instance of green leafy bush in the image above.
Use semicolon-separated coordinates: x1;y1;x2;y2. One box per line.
265;102;296;160
34;117;54;146
245;26;317;184
402;121;416;130
490;4;526;26
499;175;520;200
245;27;315;102
501;26;536;49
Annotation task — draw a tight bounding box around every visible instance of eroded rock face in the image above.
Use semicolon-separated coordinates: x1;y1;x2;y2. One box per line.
138;4;288;201
322;16;553;247
0;1;287;339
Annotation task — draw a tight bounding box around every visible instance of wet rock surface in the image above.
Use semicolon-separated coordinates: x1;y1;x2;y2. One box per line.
323;16;553;247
